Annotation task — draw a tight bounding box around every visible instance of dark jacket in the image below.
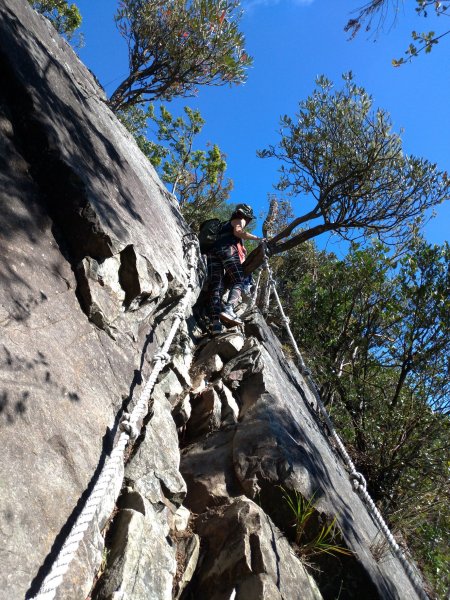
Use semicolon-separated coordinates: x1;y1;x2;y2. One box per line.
214;221;240;250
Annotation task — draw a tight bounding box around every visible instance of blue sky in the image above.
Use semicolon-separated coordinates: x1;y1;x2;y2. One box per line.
74;0;450;248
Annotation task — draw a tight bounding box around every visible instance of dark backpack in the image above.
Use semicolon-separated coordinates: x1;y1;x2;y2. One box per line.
198;219;226;253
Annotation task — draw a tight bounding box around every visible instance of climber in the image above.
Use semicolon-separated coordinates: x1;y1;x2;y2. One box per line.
205;203;265;335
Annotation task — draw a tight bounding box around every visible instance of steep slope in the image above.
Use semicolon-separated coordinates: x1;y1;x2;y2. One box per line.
0;2;428;600
0;1;197;598
175;312;426;599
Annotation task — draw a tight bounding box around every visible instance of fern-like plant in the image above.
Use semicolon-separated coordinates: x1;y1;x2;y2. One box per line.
279;487;316;545
279;487;352;559
301;517;353;558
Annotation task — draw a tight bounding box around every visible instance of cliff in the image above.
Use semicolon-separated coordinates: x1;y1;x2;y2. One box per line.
0;2;426;599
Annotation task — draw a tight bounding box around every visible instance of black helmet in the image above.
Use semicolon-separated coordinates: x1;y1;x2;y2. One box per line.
232;203;254;221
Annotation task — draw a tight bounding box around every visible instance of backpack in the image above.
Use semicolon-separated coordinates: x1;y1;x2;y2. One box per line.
198;219;226;253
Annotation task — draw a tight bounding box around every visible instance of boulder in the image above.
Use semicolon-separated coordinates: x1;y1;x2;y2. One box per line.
173;505;191;532
215;382;240;425
174;533;200;600
172;394;192;428
186;388;222;440
191;353;224;390
181;429;241;514
193;333;245;366
125;394;186;507
95;498;176;600
154;368;185;408
192;497;322;600
221;337;263;388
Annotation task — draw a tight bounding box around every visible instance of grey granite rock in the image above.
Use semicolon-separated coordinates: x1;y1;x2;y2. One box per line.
96;498;176;600
154;368;185;407
172;394;192;428
233;311;425;600
215;382;240;425
192;497;322;600
221;337;263;388
173;534;200;600
186;387;222;440
181;429;242;514
181;310;426;600
193;333;245;365
0;1;198;597
173;505;191;532
126;394;186;507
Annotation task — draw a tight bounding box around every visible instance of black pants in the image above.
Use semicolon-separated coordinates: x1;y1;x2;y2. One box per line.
206;245;244;321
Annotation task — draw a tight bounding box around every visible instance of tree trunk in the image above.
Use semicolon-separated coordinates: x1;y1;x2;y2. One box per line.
243;222;336;275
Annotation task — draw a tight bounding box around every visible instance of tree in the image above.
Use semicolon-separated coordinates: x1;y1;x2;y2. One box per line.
269;239;449;596
118;103;233;223
244;74;450;273
117;103;158;159
345;0;450;65
383;241;450;414
109;0;252;111
262;195;294;239
28;0;82;38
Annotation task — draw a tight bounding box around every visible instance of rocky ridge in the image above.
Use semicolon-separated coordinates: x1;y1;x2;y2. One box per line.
0;2;426;599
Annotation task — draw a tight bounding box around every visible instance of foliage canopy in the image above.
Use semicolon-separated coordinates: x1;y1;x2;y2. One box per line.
345;0;450;65
28;0;81;37
118;103;232;224
258;74;450;257
109;0;252;110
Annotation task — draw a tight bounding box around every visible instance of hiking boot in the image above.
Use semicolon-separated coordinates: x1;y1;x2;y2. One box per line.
220;305;243;326
211;321;223;336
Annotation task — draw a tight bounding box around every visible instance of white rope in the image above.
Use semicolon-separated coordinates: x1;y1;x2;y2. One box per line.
261;248;429;600
31;238;199;600
263;282;271;314
250;271;261;307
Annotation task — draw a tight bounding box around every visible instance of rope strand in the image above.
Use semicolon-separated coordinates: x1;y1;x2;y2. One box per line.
250;271;262;307
31;239;199;600
260;245;429;600
31;236;427;600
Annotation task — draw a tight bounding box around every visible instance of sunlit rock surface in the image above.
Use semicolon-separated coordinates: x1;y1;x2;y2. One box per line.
0;1;196;597
0;2;427;600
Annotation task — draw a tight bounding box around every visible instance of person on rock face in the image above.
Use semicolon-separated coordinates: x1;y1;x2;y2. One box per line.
206;203;265;335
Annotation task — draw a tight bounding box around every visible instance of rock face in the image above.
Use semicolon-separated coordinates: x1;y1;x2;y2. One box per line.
0;3;428;600
0;2;197;598
193;497;322;600
179;311;425;600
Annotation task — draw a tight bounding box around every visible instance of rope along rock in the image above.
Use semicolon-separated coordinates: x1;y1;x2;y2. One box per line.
261;246;429;600
31;237;199;600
